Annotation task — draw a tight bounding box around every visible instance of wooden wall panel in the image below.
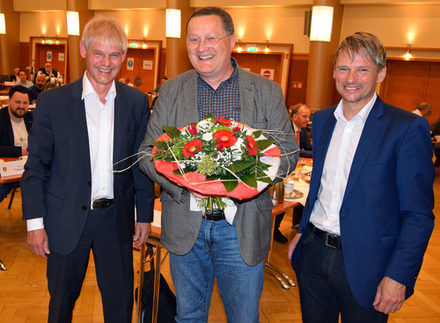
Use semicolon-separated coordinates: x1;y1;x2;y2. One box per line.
232;52;282;84
426;63;440;124
381;60;440;124
117;48;156;93
286;54;308;108
19;42;31;81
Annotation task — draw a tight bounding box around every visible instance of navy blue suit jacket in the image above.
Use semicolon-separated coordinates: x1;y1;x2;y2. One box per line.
0;107;33;157
21;78;154;255
292;96;434;308
298;128;313;158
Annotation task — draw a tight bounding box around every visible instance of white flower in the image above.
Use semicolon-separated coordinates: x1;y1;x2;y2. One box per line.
197;119;213;132
202;132;213;141
232;137;244;150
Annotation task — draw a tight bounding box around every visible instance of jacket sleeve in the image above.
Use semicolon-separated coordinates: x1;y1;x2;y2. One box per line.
385;116;434;292
132;94;155;222
138;81;187;204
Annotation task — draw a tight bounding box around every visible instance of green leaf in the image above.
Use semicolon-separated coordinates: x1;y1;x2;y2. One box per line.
256;139;273;151
162;126;181;140
204;114;216;120
240;172;258;188
252;130;262;138
206;175;220;181
228;160;255;173
223;179;238;192
257;175;273;185
150;141;168;150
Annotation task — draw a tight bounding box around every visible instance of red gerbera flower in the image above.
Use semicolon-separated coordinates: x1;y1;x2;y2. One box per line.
215;116;233;127
182;139;203;158
245;135;258;156
213;130;237;151
187;123;198;136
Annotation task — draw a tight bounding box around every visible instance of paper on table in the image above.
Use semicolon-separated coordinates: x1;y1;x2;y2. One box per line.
301;165;313;175
286;179;309;206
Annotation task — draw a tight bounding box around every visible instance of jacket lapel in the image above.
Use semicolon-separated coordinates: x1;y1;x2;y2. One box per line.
344;97;385;196
181;72;200;124
113;82;125;165
309;109;337;197
239;69;256;125
68;78;91;176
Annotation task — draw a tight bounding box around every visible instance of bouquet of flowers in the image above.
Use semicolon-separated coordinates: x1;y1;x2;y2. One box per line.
151;115;281;211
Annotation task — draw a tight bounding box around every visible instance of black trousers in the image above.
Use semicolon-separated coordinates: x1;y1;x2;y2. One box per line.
46;205;133;323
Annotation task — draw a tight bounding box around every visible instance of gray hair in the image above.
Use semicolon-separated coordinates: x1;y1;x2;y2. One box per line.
81;16;127;53
185;7;234;36
334;32;386;71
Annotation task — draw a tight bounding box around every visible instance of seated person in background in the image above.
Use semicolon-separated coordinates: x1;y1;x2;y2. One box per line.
15;70;33;88
36;62;62;84
118;76;134;87
43;81;58;91
412;102;432;118
290;102;313;158
0;86;32;203
9;67;20;82
28;73;47;103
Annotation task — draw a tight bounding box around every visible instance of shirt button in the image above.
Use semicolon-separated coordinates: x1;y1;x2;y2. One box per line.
81;206;87;211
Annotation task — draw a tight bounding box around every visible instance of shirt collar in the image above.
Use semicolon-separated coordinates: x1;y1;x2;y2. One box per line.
334;93;377;123
81;71;116;101
197;57;238;89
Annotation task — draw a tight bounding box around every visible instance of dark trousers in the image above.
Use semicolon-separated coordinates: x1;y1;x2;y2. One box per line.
46;205;133;323
294;225;388;323
274;205;304;231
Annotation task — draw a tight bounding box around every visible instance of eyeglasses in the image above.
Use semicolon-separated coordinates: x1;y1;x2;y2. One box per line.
186;34;231;49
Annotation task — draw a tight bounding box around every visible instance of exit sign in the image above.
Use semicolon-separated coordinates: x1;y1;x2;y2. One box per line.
246;47;257;52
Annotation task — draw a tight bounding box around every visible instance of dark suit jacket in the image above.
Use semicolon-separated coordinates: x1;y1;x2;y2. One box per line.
21;78;154;255
298;128;313;158
0;107;33;157
139;65;299;266
292;96;435;308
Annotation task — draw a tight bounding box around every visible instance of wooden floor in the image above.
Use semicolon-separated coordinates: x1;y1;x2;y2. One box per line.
1;171;440;322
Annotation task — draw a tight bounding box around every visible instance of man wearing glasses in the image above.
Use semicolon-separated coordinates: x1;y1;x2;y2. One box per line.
139;6;298;322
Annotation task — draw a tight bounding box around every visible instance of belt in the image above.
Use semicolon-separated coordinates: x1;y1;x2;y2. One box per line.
203;209;225;221
308;223;342;249
91;198;114;210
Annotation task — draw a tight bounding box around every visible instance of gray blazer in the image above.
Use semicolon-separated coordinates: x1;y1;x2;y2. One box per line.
139;66;298;266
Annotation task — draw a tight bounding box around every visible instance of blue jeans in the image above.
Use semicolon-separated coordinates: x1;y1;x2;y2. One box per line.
294;225;388;323
0;183;14;203
169;218;263;323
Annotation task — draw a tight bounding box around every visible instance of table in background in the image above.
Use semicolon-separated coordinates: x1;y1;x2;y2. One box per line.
0;158;23;272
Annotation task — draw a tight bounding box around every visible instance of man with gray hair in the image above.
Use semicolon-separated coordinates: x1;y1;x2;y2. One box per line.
22;16;154;323
289;32;434;322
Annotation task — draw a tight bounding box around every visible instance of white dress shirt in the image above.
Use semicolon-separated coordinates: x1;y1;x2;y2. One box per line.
27;73;116;231
82;74;115;202
309;94;377;235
